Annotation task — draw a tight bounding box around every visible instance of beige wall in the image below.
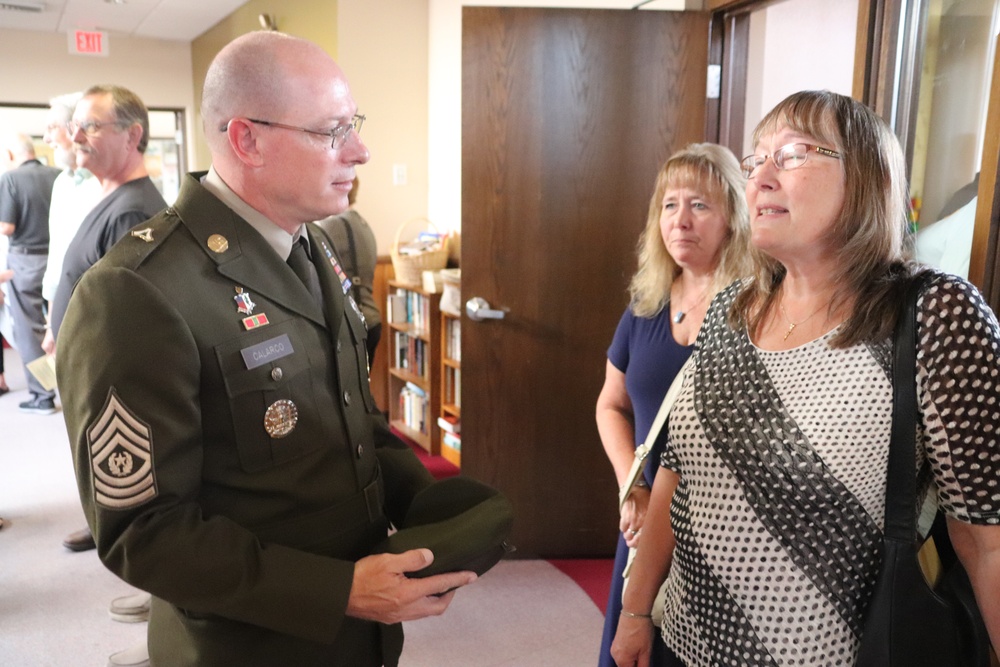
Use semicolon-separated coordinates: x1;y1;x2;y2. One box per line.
338;0;430;255
0;28;195;162
189;0;339;171
189;0;429;256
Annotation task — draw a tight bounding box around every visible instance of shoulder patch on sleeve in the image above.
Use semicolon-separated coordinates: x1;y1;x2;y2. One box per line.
88;387;157;510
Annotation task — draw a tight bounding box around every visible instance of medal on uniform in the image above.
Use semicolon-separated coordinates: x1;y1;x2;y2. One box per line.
242;313;269;330
234;287;256;315
319;240;353;295
264;399;298;438
347;295;366;326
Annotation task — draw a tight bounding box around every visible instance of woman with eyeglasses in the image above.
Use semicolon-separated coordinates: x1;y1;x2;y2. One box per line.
611;90;1000;667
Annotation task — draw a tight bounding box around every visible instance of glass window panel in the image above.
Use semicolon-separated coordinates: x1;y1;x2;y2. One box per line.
910;0;999;279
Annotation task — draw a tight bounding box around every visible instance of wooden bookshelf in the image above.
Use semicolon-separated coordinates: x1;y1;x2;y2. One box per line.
386;280;441;453
439;309;462;467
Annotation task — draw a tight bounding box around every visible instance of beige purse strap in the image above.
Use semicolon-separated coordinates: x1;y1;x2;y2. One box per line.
618;357;692;511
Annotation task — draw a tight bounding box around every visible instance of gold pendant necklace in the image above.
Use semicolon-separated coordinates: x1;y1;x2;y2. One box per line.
779;301;829;341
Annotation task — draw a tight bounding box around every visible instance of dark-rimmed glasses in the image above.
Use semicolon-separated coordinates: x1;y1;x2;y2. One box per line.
741;142;841;179
224;114;365;150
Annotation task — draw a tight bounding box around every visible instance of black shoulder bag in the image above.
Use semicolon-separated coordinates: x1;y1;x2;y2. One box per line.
856;275;992;667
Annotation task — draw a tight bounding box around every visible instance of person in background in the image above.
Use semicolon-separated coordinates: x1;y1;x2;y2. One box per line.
58;31;475;667
0;266;12;394
0;132;60;414
595;143;749;667
39;91;102;347
48;84;167;347
612;90;1000;667
51;85;167;564
0;152;9;396
315;175;381;364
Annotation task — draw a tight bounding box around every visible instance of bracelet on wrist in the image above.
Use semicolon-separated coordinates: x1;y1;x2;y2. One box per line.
619;479;649;496
620;609;652;620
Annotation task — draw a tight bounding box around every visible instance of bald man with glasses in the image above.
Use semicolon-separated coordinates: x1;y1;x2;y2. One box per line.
58;32;475;667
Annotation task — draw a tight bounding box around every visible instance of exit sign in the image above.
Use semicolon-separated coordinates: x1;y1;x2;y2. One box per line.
69;30;109;57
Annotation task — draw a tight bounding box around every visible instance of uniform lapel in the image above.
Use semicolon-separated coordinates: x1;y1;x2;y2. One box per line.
172;174;328;328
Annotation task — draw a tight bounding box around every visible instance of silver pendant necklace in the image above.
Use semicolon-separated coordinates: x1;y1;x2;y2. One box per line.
672;283;710;324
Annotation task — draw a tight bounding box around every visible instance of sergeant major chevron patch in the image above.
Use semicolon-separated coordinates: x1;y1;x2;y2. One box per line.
88;388;157;510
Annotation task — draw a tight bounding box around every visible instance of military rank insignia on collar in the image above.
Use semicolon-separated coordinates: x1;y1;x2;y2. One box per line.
131;228;154;243
88;388;157;510
319;240;353;295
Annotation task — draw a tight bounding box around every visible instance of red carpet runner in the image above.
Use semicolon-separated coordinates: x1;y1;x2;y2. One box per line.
549;559;614;614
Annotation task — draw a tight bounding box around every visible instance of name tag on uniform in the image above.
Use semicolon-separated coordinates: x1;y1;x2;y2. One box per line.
241;334;294;370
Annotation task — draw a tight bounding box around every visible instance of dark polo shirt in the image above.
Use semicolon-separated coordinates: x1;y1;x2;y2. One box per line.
0;158;61;249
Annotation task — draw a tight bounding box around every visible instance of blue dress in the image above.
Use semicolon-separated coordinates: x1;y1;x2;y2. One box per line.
598;305;692;667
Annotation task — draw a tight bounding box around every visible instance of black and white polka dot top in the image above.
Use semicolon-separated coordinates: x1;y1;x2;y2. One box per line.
657;271;1000;667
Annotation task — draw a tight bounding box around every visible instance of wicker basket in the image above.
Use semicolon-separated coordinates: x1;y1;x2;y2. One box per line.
391;217;449;286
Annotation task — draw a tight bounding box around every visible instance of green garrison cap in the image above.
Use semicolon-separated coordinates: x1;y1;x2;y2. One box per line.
376;476;515;577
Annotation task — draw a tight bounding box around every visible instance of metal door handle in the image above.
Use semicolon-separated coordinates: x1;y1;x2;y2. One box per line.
466;297;506;321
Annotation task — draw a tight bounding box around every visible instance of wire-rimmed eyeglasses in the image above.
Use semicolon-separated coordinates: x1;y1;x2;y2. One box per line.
223;114;365;150
741;142;841;180
69;119;132;137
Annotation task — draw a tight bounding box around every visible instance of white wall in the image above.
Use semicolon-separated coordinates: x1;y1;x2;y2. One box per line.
0;28;196;168
428;0;464;236
742;0;858;156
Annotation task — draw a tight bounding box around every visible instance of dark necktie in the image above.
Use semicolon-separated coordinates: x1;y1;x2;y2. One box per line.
287;237;324;310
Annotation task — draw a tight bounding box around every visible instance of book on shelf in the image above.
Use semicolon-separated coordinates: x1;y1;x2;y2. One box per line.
387;293;407;324
388;288;432;334
399;382;429;433
445;319;461;361
393;333;428;376
442;431;462;451
437;415;461;434
404;381;426;397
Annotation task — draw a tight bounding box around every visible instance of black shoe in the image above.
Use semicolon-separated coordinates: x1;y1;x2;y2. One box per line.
63;526;96;552
18;395;57;415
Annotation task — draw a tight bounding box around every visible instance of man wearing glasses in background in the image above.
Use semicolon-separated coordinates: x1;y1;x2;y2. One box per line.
49;84;168;560
58;31;476;667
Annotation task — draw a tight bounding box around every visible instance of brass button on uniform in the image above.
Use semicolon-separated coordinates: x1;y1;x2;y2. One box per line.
271;367;283;381
343;390;351;405
356;444;364;458
207;234;229;254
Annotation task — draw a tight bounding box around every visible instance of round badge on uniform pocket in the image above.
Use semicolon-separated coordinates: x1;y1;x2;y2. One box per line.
264;399;298;438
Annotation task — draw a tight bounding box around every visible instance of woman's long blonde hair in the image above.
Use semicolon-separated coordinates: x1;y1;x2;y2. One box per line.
629;143;750;318
728;90;912;347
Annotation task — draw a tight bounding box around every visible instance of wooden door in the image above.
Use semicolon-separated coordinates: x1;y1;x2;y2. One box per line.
461;7;710;557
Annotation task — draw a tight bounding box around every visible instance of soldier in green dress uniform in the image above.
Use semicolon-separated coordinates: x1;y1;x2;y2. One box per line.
58;31;476;667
